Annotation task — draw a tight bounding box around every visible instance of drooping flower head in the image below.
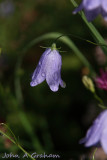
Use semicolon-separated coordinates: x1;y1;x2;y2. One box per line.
95;69;107;90
30;43;66;92
73;0;107;22
80;110;107;154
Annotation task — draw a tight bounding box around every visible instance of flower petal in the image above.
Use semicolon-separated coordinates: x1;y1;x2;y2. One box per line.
101;127;107;154
30;68;45;86
73;2;83;14
60;79;66;88
101;0;107;12
83;0;101;10
80;123;101;146
45;50;62;92
30;46;65;92
101;112;107;153
84;7;100;21
101;8;107;21
30;48;51;87
49;84;59;92
80;110;107;147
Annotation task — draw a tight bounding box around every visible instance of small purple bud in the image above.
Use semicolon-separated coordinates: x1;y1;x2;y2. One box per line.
30;43;66;92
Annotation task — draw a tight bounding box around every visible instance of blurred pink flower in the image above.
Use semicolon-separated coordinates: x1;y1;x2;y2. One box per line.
95;69;107;90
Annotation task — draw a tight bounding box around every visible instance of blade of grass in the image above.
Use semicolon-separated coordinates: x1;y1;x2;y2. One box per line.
0;125;36;160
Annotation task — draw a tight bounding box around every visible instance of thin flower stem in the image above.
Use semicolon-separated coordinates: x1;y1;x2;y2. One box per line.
19;32;91;69
93;93;107;109
0;123;18;144
54;34;107;47
17;32;95;75
14;54;44;152
98;104;107;109
92;148;97;160
0;130;36;160
94;93;104;105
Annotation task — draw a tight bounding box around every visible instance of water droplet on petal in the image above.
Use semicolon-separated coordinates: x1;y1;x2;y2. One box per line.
46;49;51;55
41;72;45;77
39;61;42;65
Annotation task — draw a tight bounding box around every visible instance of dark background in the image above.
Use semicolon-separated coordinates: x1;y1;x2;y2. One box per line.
0;0;107;159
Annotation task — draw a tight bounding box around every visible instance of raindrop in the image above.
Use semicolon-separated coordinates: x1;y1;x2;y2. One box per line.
46;49;51;55
41;72;45;77
39;61;42;65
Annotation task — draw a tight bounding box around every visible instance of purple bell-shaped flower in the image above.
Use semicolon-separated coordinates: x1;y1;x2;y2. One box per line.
80;110;107;154
73;0;107;21
30;43;66;92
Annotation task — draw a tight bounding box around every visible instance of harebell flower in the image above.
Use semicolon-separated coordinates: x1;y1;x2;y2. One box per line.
80;110;107;154
73;0;107;21
30;43;66;92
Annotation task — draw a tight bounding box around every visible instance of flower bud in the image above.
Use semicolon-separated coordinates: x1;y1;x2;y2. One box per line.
82;75;95;93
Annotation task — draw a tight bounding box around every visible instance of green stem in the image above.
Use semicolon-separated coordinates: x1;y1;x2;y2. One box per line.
59;36;91;69
19;32;95;74
0;123;18;144
70;0;107;54
93;93;107;109
14;57;43;152
92;148;97;160
0;130;36;160
94;93;104;105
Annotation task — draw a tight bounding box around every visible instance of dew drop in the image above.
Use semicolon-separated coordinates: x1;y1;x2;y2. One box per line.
39;61;42;65
46;49;51;55
41;72;45;77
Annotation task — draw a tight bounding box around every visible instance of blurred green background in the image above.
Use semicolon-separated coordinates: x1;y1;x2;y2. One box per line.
0;0;107;159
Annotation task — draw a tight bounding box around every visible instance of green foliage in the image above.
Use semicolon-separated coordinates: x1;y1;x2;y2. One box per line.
0;0;106;159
